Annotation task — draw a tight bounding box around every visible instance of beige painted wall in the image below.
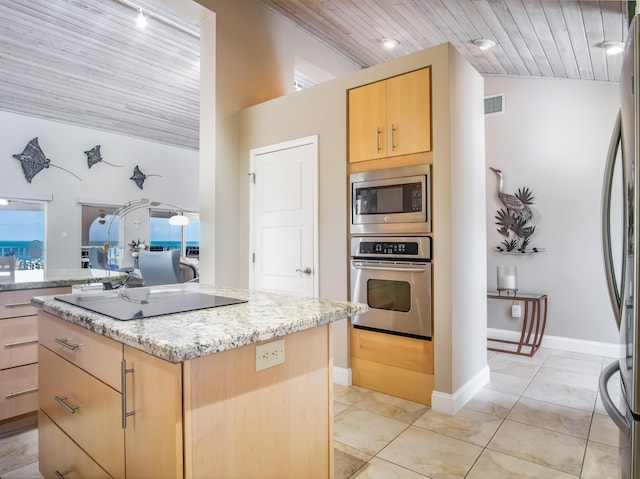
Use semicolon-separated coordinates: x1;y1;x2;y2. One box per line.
239;44;487;398
194;0;359;286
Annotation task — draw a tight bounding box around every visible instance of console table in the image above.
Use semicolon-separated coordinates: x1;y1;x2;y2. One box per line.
487;292;548;357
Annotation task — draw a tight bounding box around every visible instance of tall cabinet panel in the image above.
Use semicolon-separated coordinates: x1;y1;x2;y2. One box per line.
347;67;434;405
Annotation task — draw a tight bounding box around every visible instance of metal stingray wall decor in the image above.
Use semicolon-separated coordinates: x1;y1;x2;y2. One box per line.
129;165;162;190
84;145;123;169
12;137;82;183
490;167;543;254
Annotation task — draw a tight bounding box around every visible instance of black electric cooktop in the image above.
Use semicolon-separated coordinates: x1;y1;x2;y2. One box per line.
54;289;247;321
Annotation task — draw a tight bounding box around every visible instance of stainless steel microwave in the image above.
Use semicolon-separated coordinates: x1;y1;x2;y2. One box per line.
350;164;431;235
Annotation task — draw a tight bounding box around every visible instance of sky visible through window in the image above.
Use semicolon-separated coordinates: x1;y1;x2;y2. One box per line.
0;210;44;242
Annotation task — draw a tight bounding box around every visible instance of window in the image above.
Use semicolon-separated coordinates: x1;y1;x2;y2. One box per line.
0;200;46;270
82;205;120;246
149;210;200;257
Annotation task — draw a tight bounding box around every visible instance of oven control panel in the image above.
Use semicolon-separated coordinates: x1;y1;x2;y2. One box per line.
351;236;431;260
358;241;419;256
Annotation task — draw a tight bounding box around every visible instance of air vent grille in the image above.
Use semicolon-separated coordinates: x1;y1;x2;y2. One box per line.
485;94;505;115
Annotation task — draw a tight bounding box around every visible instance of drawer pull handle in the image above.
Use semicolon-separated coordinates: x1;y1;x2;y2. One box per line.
4;338;38;348
5;302;32;308
54;395;79;414
121;359;135;429
5;387;38;399
55;470;71;479
54;338;80;351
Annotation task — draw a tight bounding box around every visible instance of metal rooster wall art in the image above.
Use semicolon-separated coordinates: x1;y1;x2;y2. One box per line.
490;167;539;253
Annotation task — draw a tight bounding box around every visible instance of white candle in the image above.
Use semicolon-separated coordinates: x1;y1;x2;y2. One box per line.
497;266;517;291
498;274;516;290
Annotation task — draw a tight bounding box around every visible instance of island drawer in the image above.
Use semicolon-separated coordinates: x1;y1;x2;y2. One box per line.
39;345;125;479
38;311;122;391
0;315;38;369
38;410;113;479
0;363;38;421
0;287;69;319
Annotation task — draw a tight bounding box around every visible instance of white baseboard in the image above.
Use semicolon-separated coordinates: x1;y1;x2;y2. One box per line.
487;328;624;358
333;366;352;386
431;365;490;415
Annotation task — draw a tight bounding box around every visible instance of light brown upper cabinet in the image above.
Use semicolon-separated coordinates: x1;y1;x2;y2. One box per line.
348;67;431;163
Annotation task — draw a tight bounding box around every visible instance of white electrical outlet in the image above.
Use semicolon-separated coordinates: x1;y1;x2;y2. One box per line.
256;339;285;371
512;302;522;318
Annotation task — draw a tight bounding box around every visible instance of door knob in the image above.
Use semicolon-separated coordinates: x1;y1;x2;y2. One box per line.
296;267;312;275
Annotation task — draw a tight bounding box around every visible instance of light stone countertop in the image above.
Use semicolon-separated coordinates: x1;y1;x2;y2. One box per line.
0;268;128;292
31;283;367;363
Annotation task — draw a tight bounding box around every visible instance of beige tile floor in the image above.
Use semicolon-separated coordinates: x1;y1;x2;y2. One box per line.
0;349;623;478
334;349;622;479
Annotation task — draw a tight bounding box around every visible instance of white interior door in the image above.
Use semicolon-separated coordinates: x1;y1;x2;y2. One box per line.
250;136;318;297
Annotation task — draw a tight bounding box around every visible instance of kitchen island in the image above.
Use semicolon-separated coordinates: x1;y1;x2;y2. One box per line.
32;283;366;479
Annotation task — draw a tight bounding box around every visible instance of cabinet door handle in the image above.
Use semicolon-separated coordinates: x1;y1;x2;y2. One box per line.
54;337;80;351
121;359;135;429
5;387;38;399
54;395;79;414
4;301;32;308
376;127;382;152
4;338;38;348
55;470;71;478
391;123;396;151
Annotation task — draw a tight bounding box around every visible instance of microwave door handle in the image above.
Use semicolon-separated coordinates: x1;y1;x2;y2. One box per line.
353;262;427;273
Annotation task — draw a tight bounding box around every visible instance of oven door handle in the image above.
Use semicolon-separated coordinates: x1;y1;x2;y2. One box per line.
352;261;428;273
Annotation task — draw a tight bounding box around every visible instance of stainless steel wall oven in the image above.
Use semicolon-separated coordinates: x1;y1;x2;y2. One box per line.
350;164;431;235
350;236;432;339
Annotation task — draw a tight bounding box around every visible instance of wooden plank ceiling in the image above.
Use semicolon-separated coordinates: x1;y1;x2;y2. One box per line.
0;0;200;150
258;0;630;82
0;1;630;151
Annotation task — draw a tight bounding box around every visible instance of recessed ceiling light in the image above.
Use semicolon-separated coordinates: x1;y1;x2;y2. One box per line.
473;38;496;50
380;37;400;49
0;199;9;206
601;41;625;55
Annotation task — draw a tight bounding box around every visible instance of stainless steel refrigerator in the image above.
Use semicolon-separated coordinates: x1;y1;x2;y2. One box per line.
600;14;640;479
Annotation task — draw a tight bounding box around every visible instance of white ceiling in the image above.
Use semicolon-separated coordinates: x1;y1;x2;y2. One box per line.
0;0;631;151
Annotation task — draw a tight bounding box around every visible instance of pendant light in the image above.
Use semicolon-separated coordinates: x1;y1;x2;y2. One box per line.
169;213;189;226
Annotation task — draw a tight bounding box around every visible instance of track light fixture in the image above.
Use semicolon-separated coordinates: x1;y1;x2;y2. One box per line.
136;8;147;28
112;0;200;38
